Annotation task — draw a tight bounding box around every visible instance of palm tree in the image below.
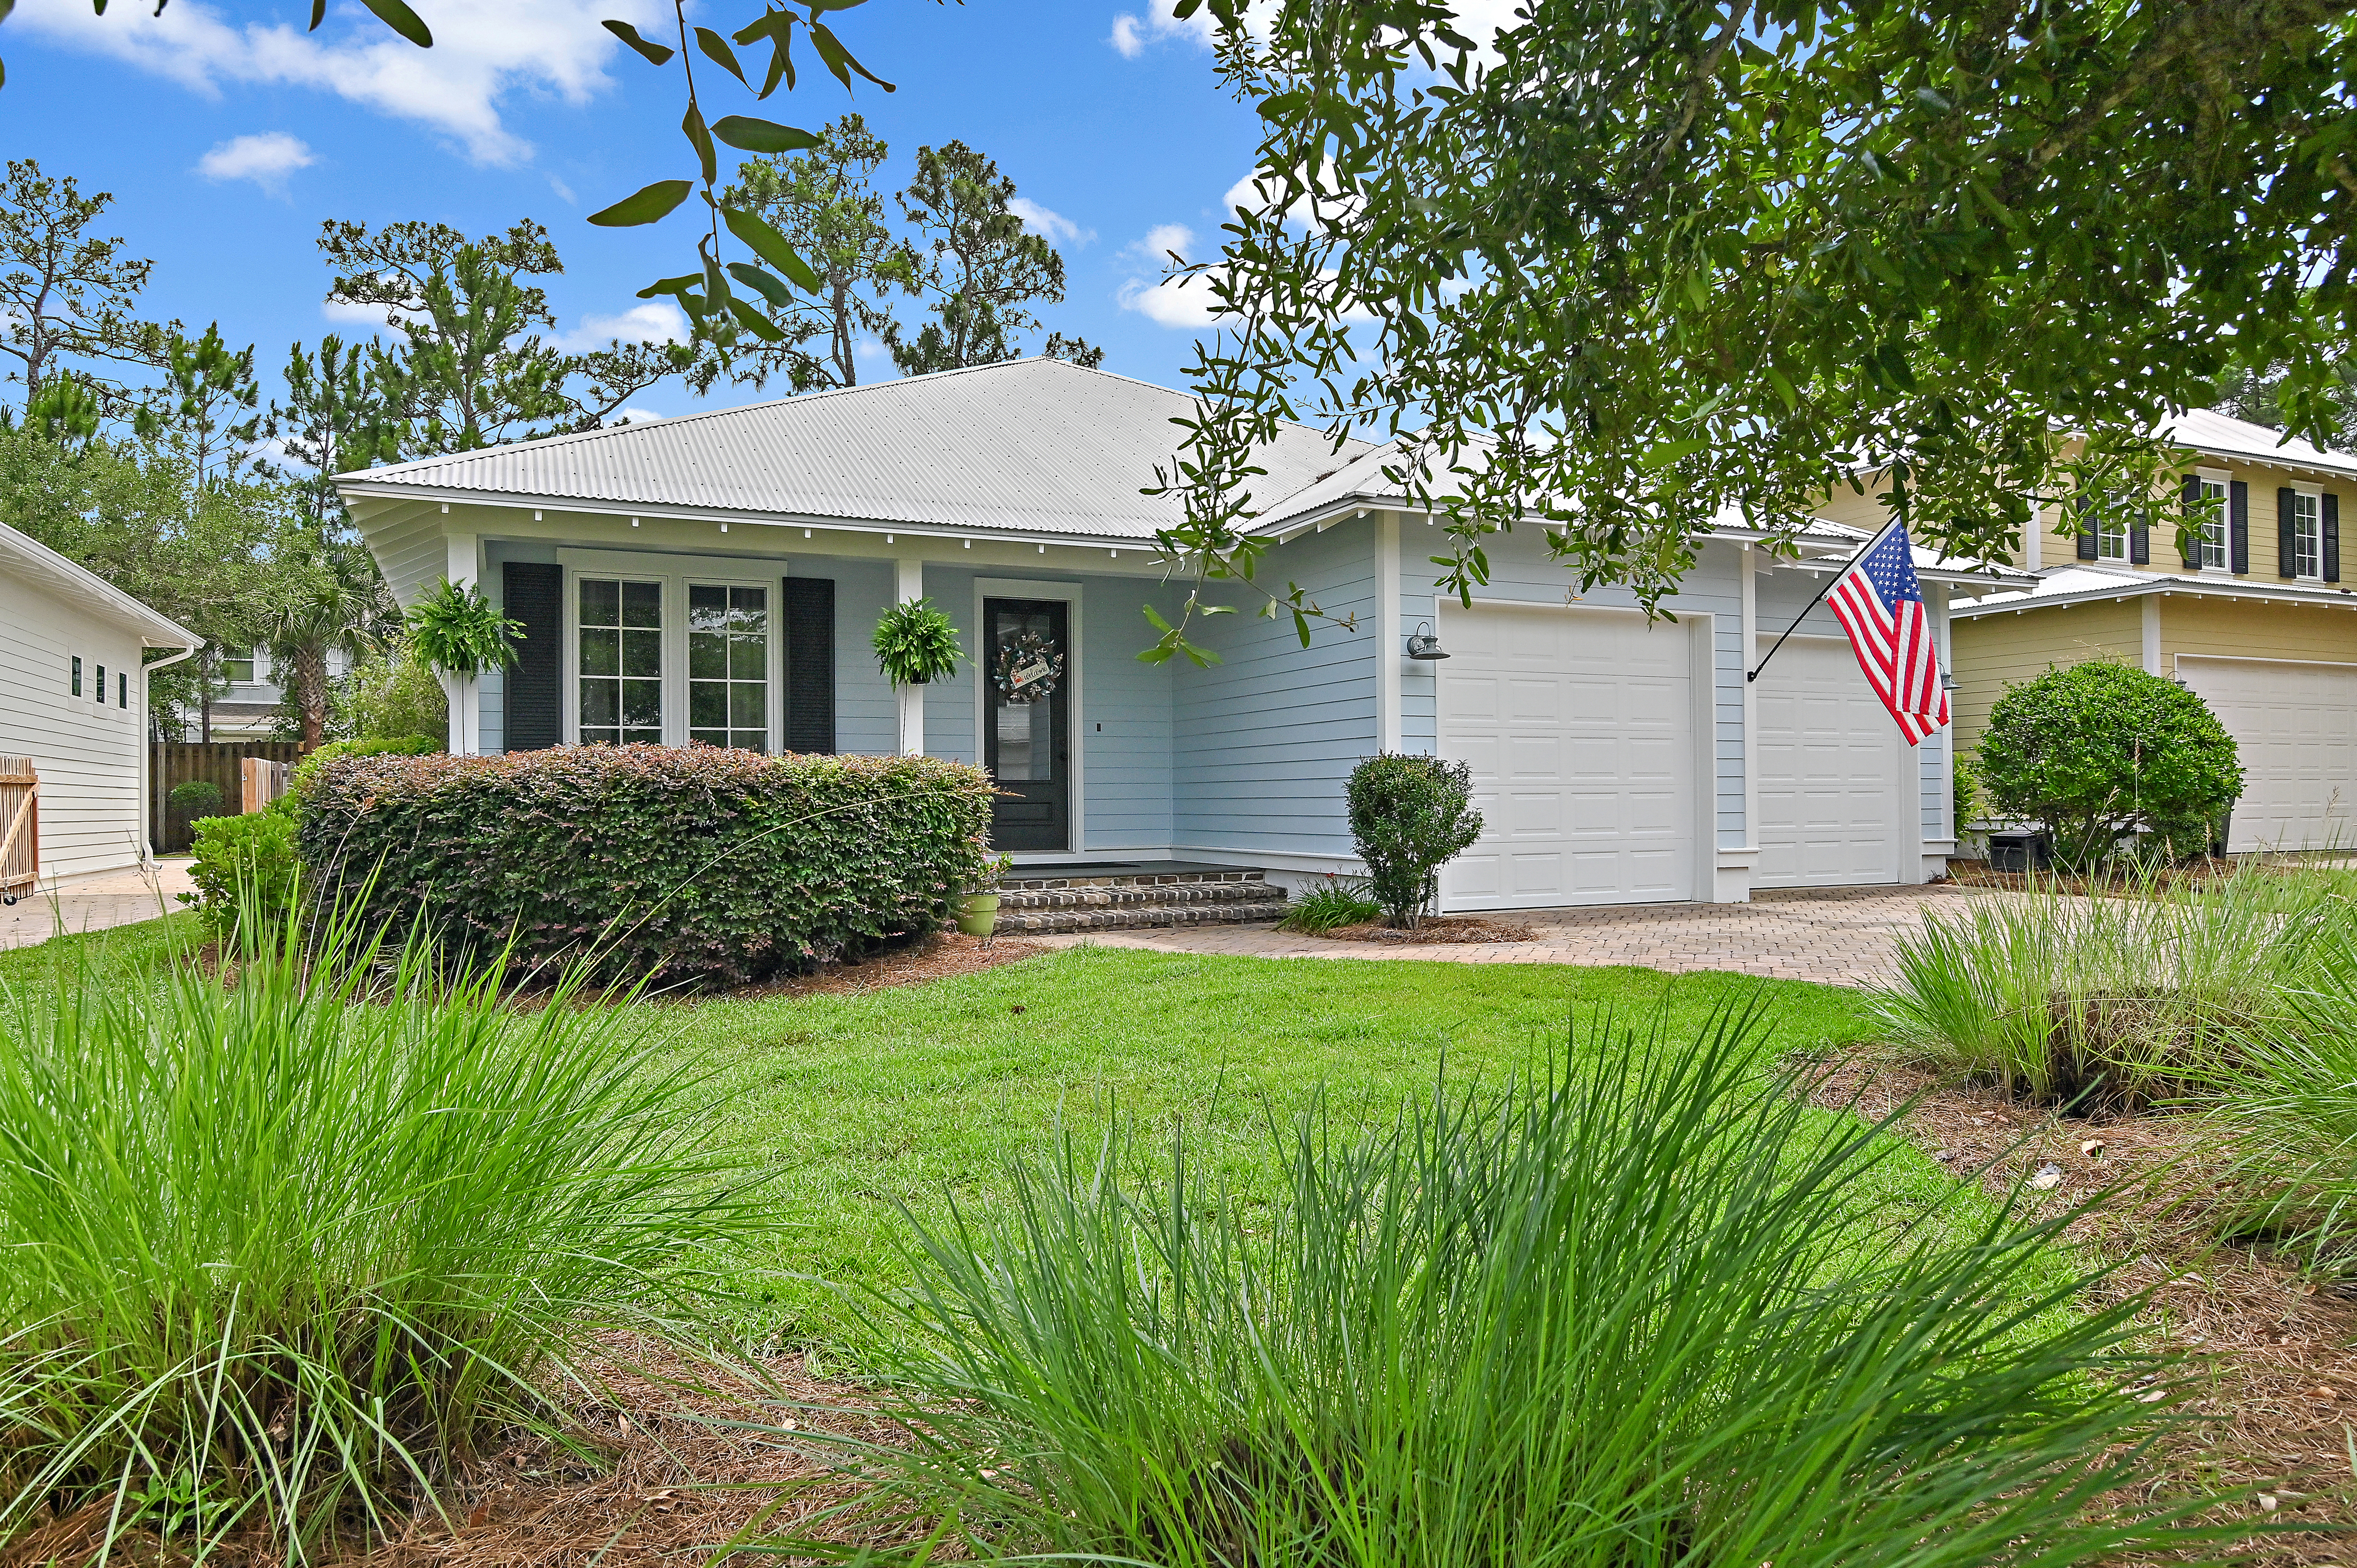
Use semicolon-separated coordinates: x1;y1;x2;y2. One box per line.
267;538;391;751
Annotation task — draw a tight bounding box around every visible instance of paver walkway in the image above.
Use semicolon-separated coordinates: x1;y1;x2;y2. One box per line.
1;859;194;950
1034;881;2005;987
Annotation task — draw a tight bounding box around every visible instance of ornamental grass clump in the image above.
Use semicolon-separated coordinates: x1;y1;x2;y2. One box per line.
796;1006;2212;1566
1873;870;2350;1110
0;906;766;1564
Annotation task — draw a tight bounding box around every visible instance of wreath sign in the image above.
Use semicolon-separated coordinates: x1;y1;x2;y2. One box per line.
993;631;1064;705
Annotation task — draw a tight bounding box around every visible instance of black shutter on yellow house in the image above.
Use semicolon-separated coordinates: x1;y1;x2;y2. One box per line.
2129;511;2149;564
2230;481;2250;573
502;561;564;750
2075;495;2098;560
2327;493;2342;583
2179;475;2203;567
780;576;836;754
2279;488;2300;579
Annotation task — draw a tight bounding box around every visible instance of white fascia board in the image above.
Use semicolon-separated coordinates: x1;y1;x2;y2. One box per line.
332;481;1174;556
1952;574;2357;618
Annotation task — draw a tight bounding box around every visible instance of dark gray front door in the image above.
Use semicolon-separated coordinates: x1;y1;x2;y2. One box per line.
984;597;1070;851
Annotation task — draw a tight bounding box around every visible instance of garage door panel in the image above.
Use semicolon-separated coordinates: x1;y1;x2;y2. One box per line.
1439;605;1697;909
2178;657;2357;852
1755;635;1906;889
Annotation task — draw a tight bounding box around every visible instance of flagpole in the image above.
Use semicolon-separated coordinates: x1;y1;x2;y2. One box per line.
1745;518;1905;684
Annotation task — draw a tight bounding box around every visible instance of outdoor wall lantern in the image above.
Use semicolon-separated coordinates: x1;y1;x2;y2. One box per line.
1406;621;1450;660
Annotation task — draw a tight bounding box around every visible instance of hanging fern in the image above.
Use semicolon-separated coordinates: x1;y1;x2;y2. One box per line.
873;598;963;687
406;579;522;677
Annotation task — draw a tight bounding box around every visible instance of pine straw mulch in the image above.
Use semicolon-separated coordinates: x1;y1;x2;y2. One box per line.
1807;1057;2357;1562
1317;915;1543;944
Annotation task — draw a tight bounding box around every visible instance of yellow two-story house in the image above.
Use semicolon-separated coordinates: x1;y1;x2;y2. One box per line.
1820;408;2357;851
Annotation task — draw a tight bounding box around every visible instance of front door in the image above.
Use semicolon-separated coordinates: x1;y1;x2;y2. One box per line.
983;597;1071;851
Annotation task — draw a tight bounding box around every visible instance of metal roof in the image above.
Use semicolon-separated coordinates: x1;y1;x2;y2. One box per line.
1951;562;2357;617
2157;406;2357;480
0;520;200;648
336;358;1370;541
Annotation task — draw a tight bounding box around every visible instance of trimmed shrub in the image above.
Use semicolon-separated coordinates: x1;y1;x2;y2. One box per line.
296;744;995;986
182;811;298;940
1977;660;2241;870
332;650;448;746
165;779;221;818
1346;753;1484;928
287;733;438;800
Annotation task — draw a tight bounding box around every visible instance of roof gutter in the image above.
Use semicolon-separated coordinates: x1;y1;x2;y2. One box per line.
1953;573;2357;618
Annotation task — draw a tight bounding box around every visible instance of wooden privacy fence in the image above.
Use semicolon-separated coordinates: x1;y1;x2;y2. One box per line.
0;758;35;902
151;742;303;854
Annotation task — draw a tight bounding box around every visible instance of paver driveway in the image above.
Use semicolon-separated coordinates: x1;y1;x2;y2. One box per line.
1034;881;2005;988
1;859;193;950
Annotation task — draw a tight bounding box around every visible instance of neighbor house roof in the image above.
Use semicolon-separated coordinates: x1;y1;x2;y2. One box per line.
2156;406;2357;481
0;520;199;649
336;358;1372;545
1951;562;2357;618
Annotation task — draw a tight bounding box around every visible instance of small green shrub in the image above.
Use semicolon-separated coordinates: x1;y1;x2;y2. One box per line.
181;811;298;940
165;779;221;818
297;744;995;987
1346;753;1483;928
1977;661;2241;870
0;904;767;1561
1952;752;1983;831
1276;873;1380;934
872;597;962;686
334;646;448;742
288;733;438;799
813;1008;2206;1566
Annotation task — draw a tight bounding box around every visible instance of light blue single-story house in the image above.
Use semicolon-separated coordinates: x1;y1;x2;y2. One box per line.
337;358;2013;912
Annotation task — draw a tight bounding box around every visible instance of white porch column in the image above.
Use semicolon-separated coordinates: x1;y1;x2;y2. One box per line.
1739;543;1759;854
1377;512;1402;752
895;557;925;757
445;530;482;756
2141;594;2163;674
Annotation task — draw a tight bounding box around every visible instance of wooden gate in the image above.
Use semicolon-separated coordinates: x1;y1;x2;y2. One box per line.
0;758;35;901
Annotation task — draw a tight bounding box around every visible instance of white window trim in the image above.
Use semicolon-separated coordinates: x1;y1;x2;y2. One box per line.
972;576;1085;859
2287;482;2326;582
2195;468;2232;573
2094;512;2131;563
556;548;784;750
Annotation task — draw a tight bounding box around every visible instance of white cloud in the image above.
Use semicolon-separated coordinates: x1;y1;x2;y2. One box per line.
547;173;577;205
321;298;394;328
554;301;688;351
1009;197;1093;247
610;405;667;425
1128;223;1196;263
195;131;315;192
13;0;667;167
1107;0;1213;57
1116;224;1235;329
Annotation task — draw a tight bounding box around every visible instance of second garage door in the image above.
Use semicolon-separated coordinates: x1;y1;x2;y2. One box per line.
2177;656;2357;852
1438;604;1697;909
1754;634;1909;887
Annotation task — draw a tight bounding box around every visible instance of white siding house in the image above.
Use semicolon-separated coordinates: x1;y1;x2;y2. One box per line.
0;520;199;879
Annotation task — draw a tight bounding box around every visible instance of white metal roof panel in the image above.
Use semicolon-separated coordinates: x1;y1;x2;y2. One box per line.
337;358;1369;540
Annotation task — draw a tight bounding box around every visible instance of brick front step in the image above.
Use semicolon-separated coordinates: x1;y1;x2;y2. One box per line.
986;862;1287;934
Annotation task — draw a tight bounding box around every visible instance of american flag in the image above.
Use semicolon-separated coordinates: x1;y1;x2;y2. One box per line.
1826;520;1951;746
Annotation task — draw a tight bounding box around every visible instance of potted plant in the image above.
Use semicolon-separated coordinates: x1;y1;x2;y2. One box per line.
405;578;522;755
955;852;1013;938
873;598;962;687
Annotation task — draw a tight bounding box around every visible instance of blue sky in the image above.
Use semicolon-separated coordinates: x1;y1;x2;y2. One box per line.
2;0;1267;423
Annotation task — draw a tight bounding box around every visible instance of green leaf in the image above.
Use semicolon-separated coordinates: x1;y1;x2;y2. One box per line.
636;272;703;299
602;19;674;65
358;0;432;48
588;180;693;228
721;205;822;293
726;261;795;308
1640;436;1706;472
808;22;894;92
682;102;716;186
727;298;787;343
712;116;821;154
732;7;797;97
308;0;326;29
694;26;749;87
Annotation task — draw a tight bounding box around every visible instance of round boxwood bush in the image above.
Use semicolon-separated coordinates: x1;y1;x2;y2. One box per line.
1977;661;2242;870
1346;753;1484;929
166;779;222;818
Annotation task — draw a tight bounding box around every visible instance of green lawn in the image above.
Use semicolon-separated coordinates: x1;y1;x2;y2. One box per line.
0;918;1989;1358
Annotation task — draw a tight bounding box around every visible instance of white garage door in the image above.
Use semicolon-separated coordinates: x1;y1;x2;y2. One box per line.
1754;635;1908;888
2177;656;2357;852
1437;604;1697;909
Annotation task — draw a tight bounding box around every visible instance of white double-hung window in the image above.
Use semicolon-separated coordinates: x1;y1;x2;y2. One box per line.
2289;489;2324;579
2095;513;2130;562
560;552;781;750
577;577;664;746
688;584;769;751
2196;475;2229;568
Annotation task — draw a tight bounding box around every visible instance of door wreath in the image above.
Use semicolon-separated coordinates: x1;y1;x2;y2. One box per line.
993;631;1064;705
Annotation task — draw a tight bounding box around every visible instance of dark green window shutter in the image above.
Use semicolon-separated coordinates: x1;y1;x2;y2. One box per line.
502;561;563;751
780;576;836;754
2179;475;2203;566
2231;480;2250;573
2327;493;2342;583
2075;496;2098;560
2279;487;2300;579
2129;513;2149;564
